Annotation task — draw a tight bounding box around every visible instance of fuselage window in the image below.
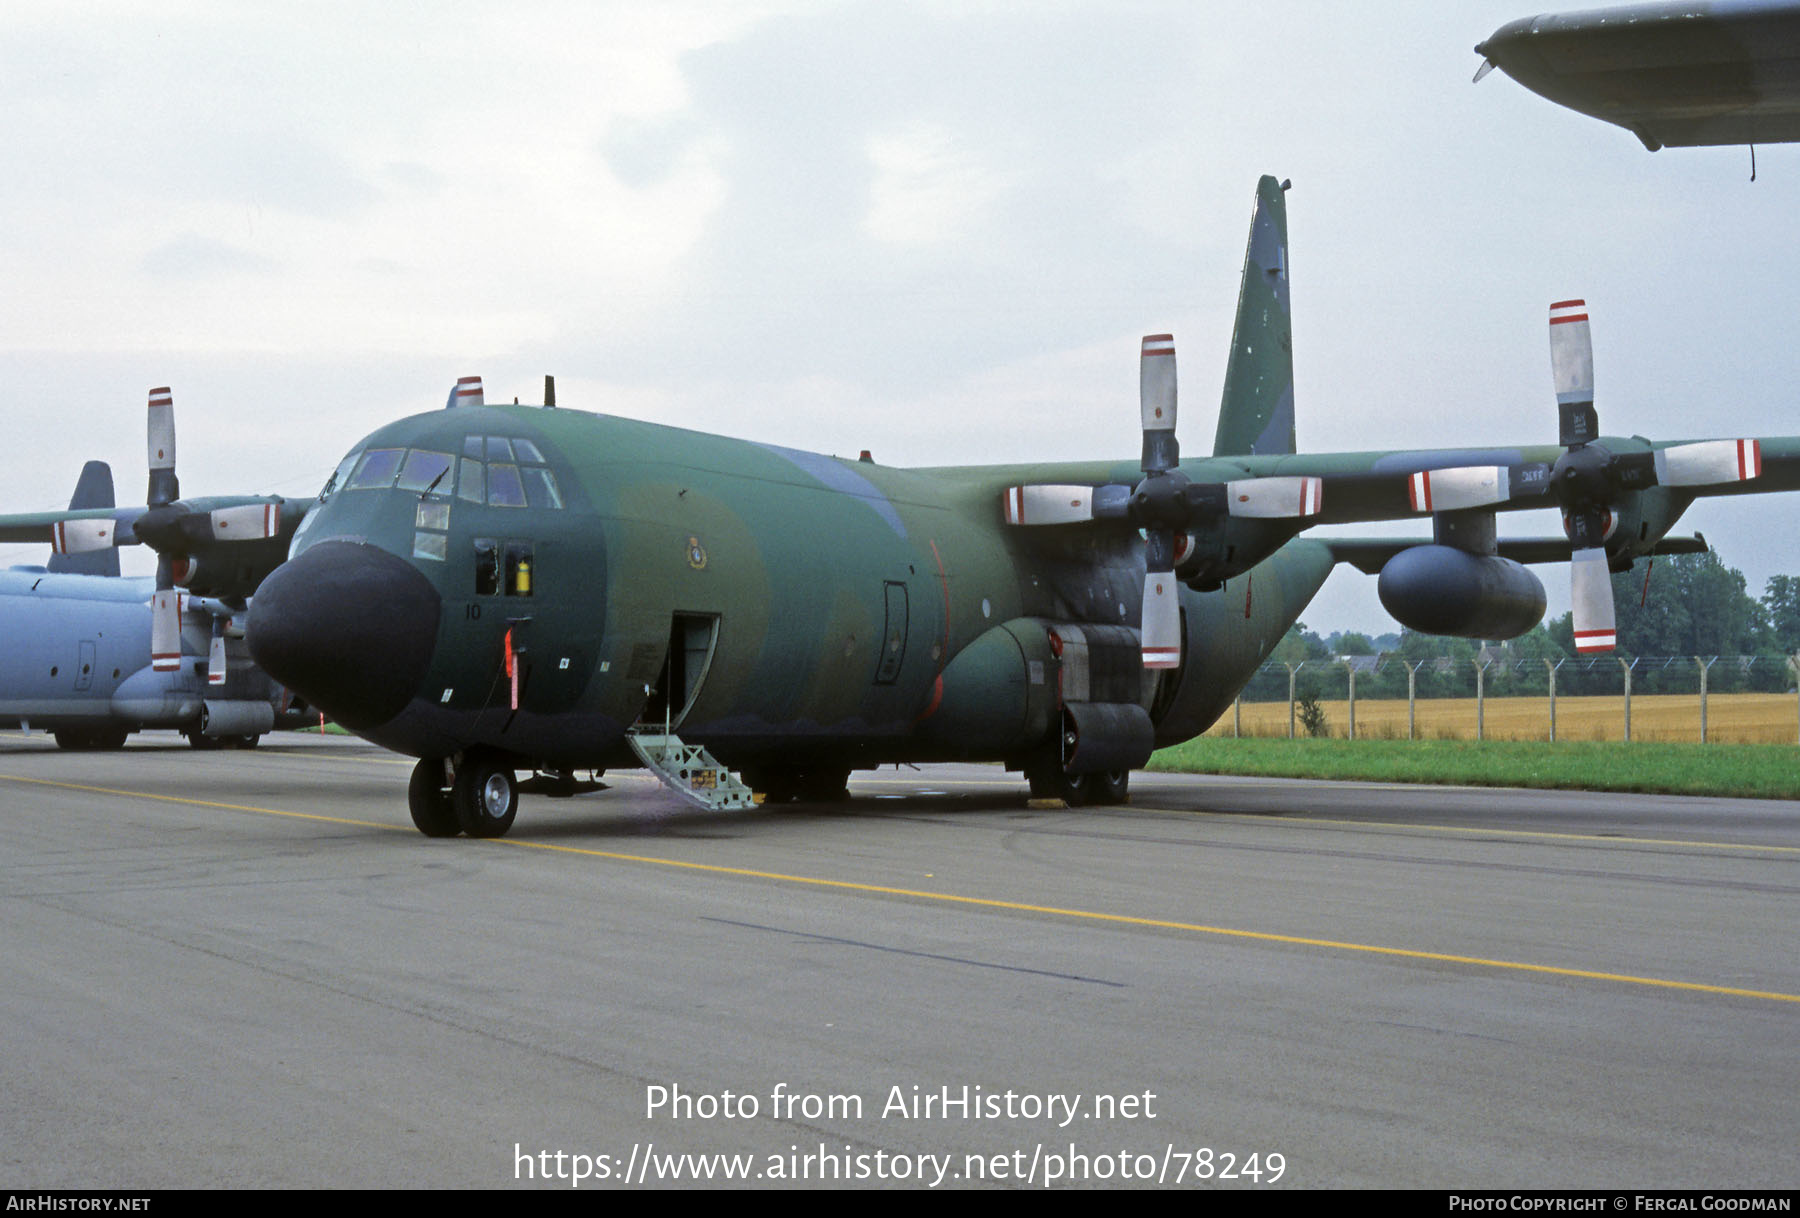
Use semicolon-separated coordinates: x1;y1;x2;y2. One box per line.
396;450;454;493
522;466;563;509
457;458;485;504
416;500;450;530
488;463;527;507
474;539;500;596
505;542;534;596
347;448;405;489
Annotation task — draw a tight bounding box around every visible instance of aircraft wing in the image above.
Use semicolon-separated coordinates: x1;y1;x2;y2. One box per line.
1257;433;1800;526
1323;533;1707;576
1475;1;1800;150
0;506;144;550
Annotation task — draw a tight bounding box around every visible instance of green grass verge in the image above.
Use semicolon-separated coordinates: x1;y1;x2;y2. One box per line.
1149;737;1800;800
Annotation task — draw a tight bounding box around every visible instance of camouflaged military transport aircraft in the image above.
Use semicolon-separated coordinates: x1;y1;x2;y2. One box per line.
9;177;1798;838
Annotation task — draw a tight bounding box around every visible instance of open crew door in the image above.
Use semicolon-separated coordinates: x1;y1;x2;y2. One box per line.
638;612;719;731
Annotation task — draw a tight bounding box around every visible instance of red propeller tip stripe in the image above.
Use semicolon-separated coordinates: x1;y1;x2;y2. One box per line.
1408;471;1431;512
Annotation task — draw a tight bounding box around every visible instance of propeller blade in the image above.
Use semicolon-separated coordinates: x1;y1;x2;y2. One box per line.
1654;439;1763;486
208;619;228;687
50;518;118;554
1001;485;1097;526
146;387;178;507
1141;569;1181;668
1224;475;1323;519
1407;466;1510;513
151;587;182;672
1549;300;1597;448
1139;334;1178;474
1570;546;1616;653
208;502;281;540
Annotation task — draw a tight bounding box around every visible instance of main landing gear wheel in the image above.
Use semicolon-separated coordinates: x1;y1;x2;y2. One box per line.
1025;757;1129;808
452;750;518;838
408;758;459;838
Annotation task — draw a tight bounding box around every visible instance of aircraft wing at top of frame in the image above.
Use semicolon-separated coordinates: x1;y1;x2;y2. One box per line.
1474;0;1800;150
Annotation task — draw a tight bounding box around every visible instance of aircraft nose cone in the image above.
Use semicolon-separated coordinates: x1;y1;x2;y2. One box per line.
248;540;441;731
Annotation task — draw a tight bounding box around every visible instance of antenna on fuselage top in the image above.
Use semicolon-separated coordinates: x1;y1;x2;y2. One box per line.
544;375;556;408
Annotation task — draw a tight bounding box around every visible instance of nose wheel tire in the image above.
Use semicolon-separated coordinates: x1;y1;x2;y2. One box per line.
408;758;459;837
452;751;518;838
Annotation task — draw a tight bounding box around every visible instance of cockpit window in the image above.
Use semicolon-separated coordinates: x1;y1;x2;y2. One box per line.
456;458;484;504
486;437;515;463
513;438;547;464
463;435;484;459
395;450;454;493
348;448;406;489
487;463;527;507
317;453;359;504
522;465;563;509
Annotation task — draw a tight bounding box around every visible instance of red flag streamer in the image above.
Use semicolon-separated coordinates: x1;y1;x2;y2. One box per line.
505;627;518;710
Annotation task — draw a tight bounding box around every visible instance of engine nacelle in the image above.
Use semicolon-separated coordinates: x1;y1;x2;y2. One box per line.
1377;545;1546;641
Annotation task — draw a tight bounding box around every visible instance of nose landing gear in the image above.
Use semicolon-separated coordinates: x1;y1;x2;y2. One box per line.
407;749;519;838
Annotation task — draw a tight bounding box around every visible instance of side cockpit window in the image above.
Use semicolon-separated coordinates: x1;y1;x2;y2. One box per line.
474;539;500;596
317;453;359;504
473;537;533;596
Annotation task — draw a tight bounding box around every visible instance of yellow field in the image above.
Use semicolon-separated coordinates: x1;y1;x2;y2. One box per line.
1205;692;1800;744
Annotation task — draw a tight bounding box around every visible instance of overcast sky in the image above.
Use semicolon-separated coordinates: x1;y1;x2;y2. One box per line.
4;1;1796;633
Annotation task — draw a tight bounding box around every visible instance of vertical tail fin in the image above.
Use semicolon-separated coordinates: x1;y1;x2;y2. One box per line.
47;460;120;577
1213;175;1295;457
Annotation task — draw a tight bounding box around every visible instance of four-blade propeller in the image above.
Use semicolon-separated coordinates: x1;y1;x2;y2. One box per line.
46;388;286;678
1389;300;1763;652
1003;336;1323;670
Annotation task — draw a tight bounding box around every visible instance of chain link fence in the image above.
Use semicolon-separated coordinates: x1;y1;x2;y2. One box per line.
1215;654;1800;744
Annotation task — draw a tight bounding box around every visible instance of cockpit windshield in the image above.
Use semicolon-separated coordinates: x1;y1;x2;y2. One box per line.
324;437;565;509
